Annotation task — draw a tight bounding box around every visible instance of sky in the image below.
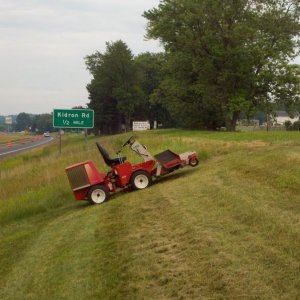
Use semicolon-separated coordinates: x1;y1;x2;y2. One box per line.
1;1;299;116
0;0;162;115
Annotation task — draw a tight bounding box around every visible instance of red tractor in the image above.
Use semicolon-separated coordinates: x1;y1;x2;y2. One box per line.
65;136;198;204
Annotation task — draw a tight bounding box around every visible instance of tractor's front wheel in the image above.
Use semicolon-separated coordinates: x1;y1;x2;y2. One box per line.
131;171;152;190
88;185;110;205
189;158;199;167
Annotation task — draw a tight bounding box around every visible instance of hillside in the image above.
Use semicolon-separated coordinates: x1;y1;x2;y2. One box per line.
0;130;300;299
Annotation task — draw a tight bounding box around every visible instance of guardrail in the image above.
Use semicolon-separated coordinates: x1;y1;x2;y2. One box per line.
0;135;45;149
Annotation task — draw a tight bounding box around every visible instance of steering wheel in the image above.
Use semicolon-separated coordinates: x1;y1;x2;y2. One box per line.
122;136;134;147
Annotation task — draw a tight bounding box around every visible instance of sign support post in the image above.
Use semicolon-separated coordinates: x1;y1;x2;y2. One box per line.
84;128;87;148
59;129;62;154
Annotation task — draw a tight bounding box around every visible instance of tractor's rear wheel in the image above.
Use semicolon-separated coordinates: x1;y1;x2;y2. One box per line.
131;171;152;190
88;185;110;205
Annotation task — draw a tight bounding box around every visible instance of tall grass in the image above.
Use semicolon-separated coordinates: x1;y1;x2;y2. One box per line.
0;135;93;221
1;130;299;224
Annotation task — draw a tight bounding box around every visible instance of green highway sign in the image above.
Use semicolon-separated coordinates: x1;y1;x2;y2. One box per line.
53;109;94;128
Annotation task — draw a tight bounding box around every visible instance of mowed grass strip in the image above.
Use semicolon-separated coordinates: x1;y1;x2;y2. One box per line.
0;130;299;299
0;133;33;145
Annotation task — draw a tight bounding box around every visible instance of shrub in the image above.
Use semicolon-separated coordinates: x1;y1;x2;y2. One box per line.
292;120;300;131
284;120;292;130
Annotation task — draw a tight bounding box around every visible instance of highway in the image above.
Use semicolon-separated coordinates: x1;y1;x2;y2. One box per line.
0;137;56;160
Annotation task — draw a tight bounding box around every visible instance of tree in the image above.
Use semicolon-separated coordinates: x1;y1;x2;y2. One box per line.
85;40;143;134
134;52;174;127
16;112;32;131
144;0;300;130
32;114;53;133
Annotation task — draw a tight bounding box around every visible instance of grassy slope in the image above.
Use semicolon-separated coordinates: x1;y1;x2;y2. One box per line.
0;130;300;299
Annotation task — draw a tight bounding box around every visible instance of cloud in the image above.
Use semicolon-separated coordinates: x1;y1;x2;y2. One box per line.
0;0;162;115
0;0;157;34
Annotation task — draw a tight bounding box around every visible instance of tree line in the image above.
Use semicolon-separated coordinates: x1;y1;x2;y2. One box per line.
85;45;172;134
86;0;300;133
0;113;53;133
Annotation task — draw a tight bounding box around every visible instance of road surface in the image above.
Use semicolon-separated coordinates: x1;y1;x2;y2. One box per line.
0;137;56;160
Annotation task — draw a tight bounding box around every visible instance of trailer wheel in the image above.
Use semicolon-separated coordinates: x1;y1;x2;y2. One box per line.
88;185;110;205
131;171;152;190
189;158;199;167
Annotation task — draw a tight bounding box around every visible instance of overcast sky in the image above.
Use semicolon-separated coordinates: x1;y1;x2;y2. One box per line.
0;0;161;115
1;1;299;116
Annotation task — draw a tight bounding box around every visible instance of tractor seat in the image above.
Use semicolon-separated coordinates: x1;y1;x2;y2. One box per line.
96;142;126;167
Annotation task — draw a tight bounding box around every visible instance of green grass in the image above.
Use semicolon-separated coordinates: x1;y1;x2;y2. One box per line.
0;130;300;299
